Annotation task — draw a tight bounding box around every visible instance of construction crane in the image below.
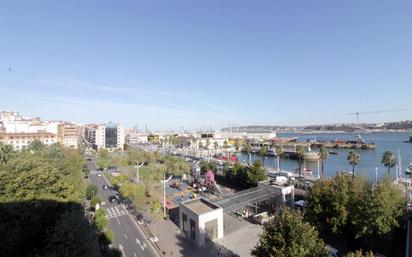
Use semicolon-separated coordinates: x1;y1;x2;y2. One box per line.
348;108;408;123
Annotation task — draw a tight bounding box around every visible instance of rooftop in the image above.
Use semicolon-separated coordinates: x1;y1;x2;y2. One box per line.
182;198;221;215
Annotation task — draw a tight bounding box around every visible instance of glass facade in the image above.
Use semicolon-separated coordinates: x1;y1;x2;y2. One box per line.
105;122;118;148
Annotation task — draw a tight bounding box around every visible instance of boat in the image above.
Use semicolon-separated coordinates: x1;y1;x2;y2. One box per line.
296;167;312;175
405;163;412;175
329;150;338;155
303;143;320;162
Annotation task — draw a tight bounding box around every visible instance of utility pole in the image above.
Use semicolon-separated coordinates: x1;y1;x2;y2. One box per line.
163;173;166;217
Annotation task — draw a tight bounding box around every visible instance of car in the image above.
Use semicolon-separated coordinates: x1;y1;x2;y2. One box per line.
97;173;102;177
102;185;108;190
108;195;117;203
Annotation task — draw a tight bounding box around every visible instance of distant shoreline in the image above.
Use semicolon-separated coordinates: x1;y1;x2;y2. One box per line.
277;130;412;134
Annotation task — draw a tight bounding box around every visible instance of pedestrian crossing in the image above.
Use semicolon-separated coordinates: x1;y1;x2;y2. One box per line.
105;206;128;218
90;170;101;175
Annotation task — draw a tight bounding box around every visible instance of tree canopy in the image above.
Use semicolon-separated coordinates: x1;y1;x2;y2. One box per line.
0;143;99;257
251;209;329;257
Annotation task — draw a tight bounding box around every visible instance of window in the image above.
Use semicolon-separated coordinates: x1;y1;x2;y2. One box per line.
182;213;187;234
190;219;196;241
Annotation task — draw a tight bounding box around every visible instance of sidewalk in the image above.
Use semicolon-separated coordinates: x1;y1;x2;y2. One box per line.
145;217;240;257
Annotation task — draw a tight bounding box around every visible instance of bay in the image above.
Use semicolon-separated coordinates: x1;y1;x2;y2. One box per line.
239;132;412;180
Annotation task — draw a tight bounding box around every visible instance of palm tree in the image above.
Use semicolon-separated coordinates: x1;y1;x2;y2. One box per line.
347;149;360;178
318;145;328;178
245;142;253;164
223;140;228;149
259;145;268;166
275;145;284;171
381;151;396;174
213;141;219;156
0;143;14;165
206;139;211;158
296;145;305;178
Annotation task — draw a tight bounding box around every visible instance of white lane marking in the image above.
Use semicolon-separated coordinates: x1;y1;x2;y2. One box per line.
124;233;128;239
119;244;126;257
116;216;120;224
115;206;120;213
106;208;113;216
133;252;137;257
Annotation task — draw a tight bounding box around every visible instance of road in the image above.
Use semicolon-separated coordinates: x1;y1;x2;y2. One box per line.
87;159;159;257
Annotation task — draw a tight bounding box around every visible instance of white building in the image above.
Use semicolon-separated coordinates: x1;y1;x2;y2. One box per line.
0;132;57;150
179;198;224;247
95;122;125;151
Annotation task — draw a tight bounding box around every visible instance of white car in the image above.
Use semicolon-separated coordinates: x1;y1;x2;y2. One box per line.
97;173;102;177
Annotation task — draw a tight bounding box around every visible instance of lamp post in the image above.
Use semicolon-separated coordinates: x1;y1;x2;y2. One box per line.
134;162;144;183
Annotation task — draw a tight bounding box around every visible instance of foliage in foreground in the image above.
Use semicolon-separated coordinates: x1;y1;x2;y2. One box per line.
305;173;406;253
0;141;99;257
251;209;329;257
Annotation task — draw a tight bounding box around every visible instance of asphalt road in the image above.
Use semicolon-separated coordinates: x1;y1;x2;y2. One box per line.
87;159;158;257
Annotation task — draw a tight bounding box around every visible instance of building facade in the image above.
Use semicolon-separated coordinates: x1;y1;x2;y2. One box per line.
0;132;57;150
57;122;79;149
95;122;125;151
179;198;224;247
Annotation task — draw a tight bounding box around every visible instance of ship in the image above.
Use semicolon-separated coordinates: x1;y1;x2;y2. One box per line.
312;135;376;149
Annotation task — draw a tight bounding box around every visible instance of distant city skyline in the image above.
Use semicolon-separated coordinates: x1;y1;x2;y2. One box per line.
1;1;411;129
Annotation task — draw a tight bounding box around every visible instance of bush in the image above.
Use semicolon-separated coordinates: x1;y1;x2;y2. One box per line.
90;196;101;210
95;216;108;230
85;184;98;199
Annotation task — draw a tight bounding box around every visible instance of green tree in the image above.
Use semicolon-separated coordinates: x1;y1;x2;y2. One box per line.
223;140;229;149
381;151;396;174
347;149;360;178
95;215;108;230
248;160;266;186
347;250;375;257
213;141;219;155
259;145;268;165
90;196;102;209
318;145;328;178
305;174;405;252
0;143;14;165
85;184;98;199
275;145;284;170
251;209;329;257
27;139;46;152
96;148;110;170
296;145;305;177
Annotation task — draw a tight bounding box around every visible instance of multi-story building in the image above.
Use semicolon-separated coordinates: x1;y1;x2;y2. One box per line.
0;132;57;150
84;124;98;149
95;122;125;151
57;122;79;149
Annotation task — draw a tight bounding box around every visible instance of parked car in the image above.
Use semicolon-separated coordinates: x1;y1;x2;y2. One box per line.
102;185;108;190
108;195;117;203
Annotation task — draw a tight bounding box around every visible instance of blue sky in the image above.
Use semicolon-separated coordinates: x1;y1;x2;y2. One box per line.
0;0;411;130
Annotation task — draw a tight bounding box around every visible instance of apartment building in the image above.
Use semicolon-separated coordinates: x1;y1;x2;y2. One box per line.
95;122;125;151
57;122;79;149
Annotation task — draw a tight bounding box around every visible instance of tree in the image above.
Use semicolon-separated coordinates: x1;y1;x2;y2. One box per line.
213;141;219;155
26;139;45;152
381;151;396;174
96;148;110;170
259;145;268;166
205;139;211;157
85;184;98;199
275;145;284;171
318;145;328;178
305;174;405;253
223;140;229;149
248;160;266;186
347;250;375;257
90;196;102;209
251;209;329;257
0;143;14;165
296;145;305;177
347;150;360;178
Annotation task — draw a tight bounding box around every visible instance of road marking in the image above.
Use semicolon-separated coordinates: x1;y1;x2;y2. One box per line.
133;252;137;257
106;208;113;216
124;233;128;239
119;244;126;257
116;216;120;224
